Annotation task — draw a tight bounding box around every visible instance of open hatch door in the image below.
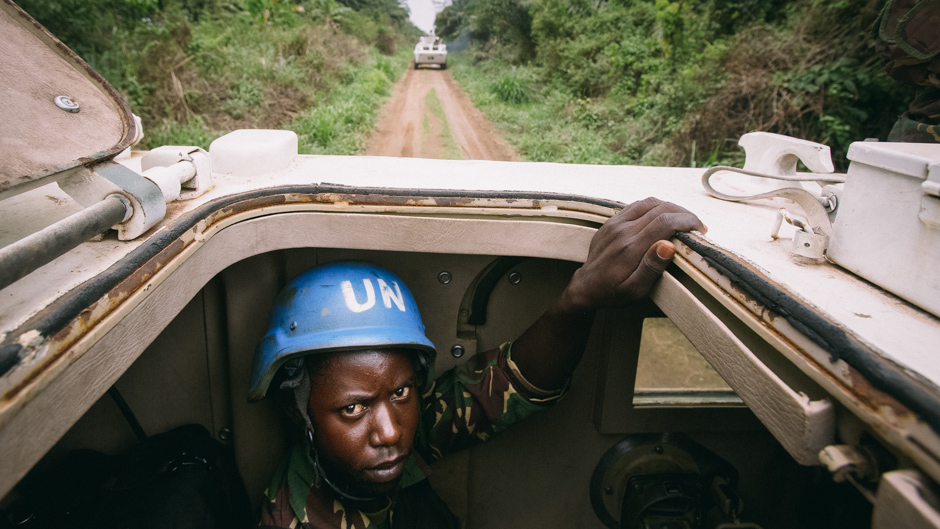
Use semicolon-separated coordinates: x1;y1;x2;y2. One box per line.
0;0;136;201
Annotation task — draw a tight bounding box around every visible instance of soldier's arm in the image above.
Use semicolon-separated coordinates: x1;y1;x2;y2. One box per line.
509;198;706;391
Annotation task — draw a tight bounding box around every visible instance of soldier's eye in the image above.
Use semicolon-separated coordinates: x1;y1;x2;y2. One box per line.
393;386;410;399
341;403;365;416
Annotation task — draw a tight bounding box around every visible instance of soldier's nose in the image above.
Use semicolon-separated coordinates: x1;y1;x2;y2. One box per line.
370;403;402;447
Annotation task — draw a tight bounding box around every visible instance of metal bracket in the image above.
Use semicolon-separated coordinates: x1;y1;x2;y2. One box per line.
141;145;213;200
702;133;847;263
739;131;835;177
58;162;166;240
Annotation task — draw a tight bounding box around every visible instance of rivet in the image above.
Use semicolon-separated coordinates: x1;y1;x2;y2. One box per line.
450;345;465;358
218;428;233;441
508;271;522;284
604;486;613;495
54;95;80;112
804;242;811;248
438;271;452;284
654;445;664;454
290;321;297;331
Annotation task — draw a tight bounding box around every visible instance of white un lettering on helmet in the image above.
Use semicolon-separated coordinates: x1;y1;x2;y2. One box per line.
340;278;407;313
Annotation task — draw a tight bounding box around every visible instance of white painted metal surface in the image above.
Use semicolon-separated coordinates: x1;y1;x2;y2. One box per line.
2;130;940;504
2;142;939;394
872;470;940;528
828;141;940;318
650;271;835;465
414;36;447;66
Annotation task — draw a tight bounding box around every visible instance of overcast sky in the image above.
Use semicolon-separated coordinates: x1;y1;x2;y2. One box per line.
407;0;446;34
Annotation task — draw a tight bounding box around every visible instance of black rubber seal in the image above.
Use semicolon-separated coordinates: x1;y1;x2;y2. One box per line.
3;184;938;437
0;185;618;377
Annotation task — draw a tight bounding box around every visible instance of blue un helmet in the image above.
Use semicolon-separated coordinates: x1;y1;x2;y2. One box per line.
248;261;437;402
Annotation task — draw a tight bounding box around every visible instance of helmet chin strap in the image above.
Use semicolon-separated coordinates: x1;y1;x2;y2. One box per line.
304;427;378;503
281;359;381;504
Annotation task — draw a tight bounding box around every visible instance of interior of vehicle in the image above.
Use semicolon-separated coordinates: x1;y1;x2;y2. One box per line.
10;244;872;528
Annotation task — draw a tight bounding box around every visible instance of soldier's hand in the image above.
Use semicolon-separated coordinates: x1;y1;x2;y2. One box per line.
561;198;706;311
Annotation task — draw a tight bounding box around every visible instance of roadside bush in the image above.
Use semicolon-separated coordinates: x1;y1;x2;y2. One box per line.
376;27;396;55
491;74;531;103
290;48;410;154
447;0;911;168
145;116;224;149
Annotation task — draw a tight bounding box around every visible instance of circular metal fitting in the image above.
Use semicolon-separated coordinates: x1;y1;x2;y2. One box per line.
289;321;297;331
508;271;522;285
438;271;452;284
54;95;80;113
450;345;465;358
218;427;233;441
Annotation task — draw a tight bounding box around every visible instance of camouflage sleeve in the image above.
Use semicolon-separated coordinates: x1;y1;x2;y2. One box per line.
257;486;297;529
879;0;940;142
414;342;568;462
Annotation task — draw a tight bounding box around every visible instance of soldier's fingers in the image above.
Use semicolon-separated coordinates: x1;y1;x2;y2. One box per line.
620;211;705;261
645;209;706;236
611;200;705;241
620;241;675;297
615;197;669;222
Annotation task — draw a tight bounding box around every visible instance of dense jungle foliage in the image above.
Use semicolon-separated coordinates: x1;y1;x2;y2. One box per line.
18;0;421;153
437;0;911;167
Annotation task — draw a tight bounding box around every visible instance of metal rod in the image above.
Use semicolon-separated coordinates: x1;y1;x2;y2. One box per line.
107;386;148;442
0;195;128;291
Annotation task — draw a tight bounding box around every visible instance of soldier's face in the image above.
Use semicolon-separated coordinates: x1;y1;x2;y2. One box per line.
307;349;420;496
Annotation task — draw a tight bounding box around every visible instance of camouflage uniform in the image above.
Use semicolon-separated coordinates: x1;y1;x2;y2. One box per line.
880;0;940;142
258;342;567;529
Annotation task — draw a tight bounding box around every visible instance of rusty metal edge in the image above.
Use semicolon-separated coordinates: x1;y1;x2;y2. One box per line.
0;185;619;385
0;0;136;195
674;231;940;436
0;184;937;439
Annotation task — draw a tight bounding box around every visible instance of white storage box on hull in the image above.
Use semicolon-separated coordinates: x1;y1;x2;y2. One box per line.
828;142;940;317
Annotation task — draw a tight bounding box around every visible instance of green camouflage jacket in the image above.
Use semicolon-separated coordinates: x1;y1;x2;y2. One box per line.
257;342;567;529
880;0;940;142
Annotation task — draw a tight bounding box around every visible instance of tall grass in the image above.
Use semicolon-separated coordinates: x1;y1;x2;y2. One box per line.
491;74;531;104
290;48;411;154
450;56;632;164
114;13;414;153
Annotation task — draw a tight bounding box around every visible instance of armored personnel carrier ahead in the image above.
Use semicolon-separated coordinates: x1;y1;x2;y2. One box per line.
414;35;447;69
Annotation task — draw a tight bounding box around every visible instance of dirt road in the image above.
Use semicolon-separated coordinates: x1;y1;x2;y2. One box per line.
364;66;518;161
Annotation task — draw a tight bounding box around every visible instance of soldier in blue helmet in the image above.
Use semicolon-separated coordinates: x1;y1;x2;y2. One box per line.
249;198;706;529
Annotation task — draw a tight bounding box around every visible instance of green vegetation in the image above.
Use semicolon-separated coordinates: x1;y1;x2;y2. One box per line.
423;88;462;159
439;0;911;168
19;0;421;152
289;50;410;154
451;57;630;163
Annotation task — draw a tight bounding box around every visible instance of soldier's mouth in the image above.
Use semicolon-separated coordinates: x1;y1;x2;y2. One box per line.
364;454;408;482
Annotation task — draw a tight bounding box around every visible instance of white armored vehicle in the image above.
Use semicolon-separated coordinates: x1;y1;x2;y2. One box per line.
413;35;447;69
2;1;940;528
